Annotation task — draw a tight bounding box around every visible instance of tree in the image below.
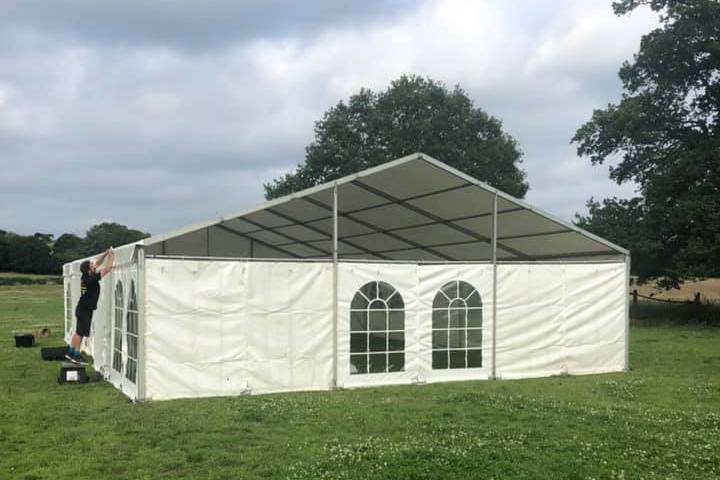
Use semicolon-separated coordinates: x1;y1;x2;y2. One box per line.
0;232;57;274
265;75;528;199
573;0;720;284
83;222;150;256
53;233;85;266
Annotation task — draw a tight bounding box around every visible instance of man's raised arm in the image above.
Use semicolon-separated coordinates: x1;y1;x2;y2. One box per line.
99;249;114;278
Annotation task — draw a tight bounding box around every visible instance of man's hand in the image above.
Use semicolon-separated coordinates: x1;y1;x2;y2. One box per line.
99;248;115;278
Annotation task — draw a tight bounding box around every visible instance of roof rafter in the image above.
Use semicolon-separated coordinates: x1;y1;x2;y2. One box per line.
264;206;393;260
351;179;529;259
302;196;458;261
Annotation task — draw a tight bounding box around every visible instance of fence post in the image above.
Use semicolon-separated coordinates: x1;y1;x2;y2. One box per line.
632;289;638;305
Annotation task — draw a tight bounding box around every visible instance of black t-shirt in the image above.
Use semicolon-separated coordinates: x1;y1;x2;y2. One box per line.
78;272;102;311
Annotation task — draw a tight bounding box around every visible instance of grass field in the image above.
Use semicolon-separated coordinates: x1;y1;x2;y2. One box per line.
1;284;719;479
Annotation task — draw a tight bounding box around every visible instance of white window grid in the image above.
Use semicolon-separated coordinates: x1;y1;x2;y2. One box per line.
112;281;124;373
350;281;405;375
65;284;72;334
432;280;483;369
125;281;139;383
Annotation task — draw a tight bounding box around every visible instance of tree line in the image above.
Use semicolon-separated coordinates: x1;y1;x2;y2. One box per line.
0;223;149;275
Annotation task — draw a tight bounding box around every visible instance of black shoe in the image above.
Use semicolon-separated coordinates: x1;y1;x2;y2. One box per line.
65;354;88;366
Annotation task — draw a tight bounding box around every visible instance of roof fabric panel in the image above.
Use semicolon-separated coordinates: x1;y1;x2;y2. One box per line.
143;153;627;261
358;159;467;198
406;185;494;219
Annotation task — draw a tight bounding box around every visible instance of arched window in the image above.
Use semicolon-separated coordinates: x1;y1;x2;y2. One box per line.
65;283;72;334
112;281;124;373
350;281;405;375
125;280;139;383
432;280;482;369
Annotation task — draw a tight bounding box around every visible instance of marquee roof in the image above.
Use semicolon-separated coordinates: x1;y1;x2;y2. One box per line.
141;153;628;262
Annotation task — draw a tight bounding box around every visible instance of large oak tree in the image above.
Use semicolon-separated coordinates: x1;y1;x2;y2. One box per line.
573;0;720;284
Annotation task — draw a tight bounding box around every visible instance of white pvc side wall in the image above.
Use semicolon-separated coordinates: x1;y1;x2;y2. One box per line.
495;262;626;379
143;258;626;401
63;245;141;400
144;259;334;400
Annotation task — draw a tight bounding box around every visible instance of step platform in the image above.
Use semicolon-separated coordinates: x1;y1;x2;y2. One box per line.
41;346;69;361
58;362;89;384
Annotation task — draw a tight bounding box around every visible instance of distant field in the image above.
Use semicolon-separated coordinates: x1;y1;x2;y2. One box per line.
636;277;720;302
1;283;719;479
0;272;60;279
0;272;62;286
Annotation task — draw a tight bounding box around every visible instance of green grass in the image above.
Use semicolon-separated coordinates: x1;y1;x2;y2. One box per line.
1;284;719;480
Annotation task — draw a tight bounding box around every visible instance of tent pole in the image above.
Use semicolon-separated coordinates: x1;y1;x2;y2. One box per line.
491;192;498;380
625;254;631;371
205;227;210;257
137;247;147;401
332;183;339;389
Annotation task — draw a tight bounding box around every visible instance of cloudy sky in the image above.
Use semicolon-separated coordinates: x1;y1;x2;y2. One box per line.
1;0;658;237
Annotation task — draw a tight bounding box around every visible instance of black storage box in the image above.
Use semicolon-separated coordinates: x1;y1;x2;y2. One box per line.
58;362;89;384
41;346;69;361
14;333;35;347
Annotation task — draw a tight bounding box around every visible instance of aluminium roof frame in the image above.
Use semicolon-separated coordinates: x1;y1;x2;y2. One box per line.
141;152;629;261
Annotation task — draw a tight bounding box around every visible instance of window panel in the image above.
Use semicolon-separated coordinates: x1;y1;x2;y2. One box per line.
369;332;386;352
369;310;386;331
350;333;367;353
432;280;483;370
432;309;448;329
350;354;368;374
386;292;405;309
387;332;404;351
388;353;404;372
432;350;448;369
65;285;72;334
432;330;448;349
467;349;483;368
449;329;466;348
467;308;482;328
361;281;378;300
388;311;404;331
449;309;465;329
351;294;368;310
467;328;483;348
466;290;482;308
369;353;387;373
349;281;405;375
432;292;449;309
350;311;367;331
112;282;124;374
442;281;458;299
459;281;475;300
377;282;395;301
449;350;466;369
125;280;139;383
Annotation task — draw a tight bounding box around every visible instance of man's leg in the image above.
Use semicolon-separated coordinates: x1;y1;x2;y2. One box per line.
70;333;82;351
67;309;91;364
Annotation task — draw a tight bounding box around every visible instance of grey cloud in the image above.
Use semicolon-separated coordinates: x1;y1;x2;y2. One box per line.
2;0;415;51
0;0;658;237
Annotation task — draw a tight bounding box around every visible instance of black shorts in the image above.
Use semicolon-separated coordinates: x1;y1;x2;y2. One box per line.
75;306;94;337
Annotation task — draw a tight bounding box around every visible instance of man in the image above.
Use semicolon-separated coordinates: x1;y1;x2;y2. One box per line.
66;248;115;364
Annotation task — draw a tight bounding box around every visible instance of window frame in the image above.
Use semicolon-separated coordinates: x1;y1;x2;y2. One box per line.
431;280;483;370
125;280;139;383
65;283;72;334
349;281;406;375
112;281;124;374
